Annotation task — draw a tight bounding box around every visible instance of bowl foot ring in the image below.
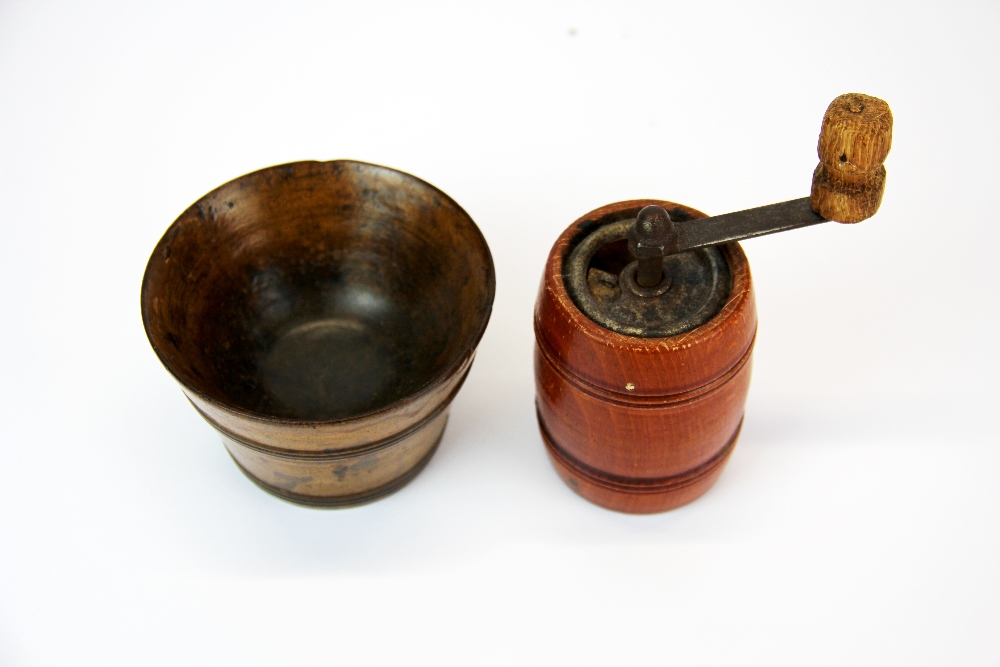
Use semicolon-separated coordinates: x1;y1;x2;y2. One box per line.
226;423;446;509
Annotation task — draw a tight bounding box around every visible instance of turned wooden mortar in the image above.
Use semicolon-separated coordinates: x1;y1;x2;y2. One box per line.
535;93;891;513
142;160;495;507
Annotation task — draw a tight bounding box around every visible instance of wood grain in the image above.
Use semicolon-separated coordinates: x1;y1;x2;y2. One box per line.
534;200;756;513
810;93;893;223
142;160;494;507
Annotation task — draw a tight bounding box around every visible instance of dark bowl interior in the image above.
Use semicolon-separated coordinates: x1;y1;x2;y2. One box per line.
142;161;495;421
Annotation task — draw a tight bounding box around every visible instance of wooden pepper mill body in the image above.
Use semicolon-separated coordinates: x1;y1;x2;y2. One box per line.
534;93;891;513
534;199;756;513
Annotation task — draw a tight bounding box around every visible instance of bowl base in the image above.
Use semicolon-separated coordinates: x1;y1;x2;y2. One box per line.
258;315;408;420
226;426;445;509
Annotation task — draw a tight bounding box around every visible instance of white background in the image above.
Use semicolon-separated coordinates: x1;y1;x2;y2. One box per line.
1;1;998;664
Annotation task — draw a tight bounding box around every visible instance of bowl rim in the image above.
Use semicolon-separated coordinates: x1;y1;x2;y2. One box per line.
140;159;496;426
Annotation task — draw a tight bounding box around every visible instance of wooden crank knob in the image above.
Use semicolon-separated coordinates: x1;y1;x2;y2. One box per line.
810;93;893;223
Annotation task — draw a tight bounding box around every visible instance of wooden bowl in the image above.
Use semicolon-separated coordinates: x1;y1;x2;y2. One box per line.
142;160;495;507
534;200;756;513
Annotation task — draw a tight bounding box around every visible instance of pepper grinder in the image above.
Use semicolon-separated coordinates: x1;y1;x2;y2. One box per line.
534;93;893;513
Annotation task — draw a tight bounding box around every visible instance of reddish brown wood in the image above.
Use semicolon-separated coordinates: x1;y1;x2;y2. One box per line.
534;199;756;513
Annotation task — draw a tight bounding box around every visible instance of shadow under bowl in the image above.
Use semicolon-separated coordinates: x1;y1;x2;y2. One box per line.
142;160;495;507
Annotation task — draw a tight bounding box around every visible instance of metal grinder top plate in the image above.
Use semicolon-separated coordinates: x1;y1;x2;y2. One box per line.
563;215;732;338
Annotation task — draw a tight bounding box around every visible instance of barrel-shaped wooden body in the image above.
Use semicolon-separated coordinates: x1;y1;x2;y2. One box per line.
534;200;756;513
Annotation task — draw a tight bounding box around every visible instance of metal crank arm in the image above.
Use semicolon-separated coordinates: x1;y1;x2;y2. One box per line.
675;197;826;253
